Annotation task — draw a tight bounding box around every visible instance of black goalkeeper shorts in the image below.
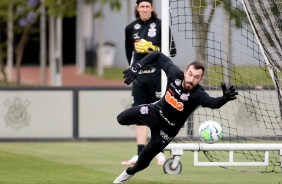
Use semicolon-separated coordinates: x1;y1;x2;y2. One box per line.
131;73;161;106
131;73;161;125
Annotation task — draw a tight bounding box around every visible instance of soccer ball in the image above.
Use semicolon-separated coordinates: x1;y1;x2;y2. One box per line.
199;120;223;144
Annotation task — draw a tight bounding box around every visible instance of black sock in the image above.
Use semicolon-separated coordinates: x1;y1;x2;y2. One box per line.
137;144;145;155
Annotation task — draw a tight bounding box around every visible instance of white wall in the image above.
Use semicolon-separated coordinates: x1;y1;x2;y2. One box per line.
0;88;279;140
79;90;135;138
0;90;73;138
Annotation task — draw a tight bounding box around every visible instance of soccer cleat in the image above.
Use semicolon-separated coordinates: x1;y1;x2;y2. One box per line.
156;152;165;165
121;155;138;165
113;170;134;183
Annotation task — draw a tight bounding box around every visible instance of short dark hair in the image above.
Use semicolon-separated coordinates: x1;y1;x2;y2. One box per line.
186;61;205;77
135;1;157;19
136;0;152;4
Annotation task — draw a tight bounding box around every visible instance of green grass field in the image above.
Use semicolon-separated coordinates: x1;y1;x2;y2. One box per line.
0;141;281;184
86;66;275;87
86;67;125;81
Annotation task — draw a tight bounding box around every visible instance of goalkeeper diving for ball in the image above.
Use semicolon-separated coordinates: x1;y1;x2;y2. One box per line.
113;52;238;183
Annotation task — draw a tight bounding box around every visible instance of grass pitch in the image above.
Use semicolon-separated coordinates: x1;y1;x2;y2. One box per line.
0;141;281;184
86;66;275;87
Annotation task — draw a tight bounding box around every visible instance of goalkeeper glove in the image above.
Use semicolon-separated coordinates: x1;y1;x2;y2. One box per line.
123;63;143;85
221;82;238;102
135;39;160;54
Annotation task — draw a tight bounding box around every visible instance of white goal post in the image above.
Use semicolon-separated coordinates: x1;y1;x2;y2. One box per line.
165;143;282;167
161;0;282;173
161;0;170;95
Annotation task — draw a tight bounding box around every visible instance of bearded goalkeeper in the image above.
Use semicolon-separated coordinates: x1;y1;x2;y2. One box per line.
122;0;176;166
113;52;238;183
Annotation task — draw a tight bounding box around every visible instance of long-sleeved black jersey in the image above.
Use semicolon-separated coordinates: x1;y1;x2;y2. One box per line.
125;17;176;70
138;52;227;128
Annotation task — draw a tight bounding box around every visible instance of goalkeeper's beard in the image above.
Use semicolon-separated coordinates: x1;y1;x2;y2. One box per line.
183;81;193;92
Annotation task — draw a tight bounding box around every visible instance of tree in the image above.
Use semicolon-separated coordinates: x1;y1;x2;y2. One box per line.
85;0;121;77
0;41;8;85
45;0;76;86
190;0;246;85
0;0;76;86
14;0;42;85
0;0;15;86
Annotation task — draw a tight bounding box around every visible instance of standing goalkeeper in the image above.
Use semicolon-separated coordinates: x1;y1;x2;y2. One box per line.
113;52;238;183
122;0;176;166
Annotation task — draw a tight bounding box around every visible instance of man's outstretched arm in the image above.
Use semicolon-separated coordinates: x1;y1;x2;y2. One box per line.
200;82;238;108
123;52;177;85
138;52;173;70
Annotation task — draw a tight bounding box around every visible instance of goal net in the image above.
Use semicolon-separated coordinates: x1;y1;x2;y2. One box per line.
164;0;282;173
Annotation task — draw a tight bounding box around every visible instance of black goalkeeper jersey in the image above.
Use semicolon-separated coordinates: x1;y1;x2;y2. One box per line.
139;52;227;128
125;17;176;69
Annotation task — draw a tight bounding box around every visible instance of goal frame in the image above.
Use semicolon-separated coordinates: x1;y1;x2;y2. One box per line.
161;0;282;171
161;0;170;95
164;143;282;168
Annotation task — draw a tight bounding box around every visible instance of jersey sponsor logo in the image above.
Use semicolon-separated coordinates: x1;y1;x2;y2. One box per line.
133;33;140;39
159;110;175;126
175;89;182;95
170;83;181;95
134;23;141;29
140;106;149;114
175;79;181;86
165;91;184;111
155;91;162;98
138;68;156;74
160;130;173;142
168;88;175;96
150;23;156;28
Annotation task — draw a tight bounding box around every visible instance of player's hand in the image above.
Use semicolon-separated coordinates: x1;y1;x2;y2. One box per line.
123;63;142;85
221;82;238;102
135;39;160;54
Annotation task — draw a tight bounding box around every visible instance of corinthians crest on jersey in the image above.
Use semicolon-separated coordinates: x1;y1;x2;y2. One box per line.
148;23;157;37
180;93;189;101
